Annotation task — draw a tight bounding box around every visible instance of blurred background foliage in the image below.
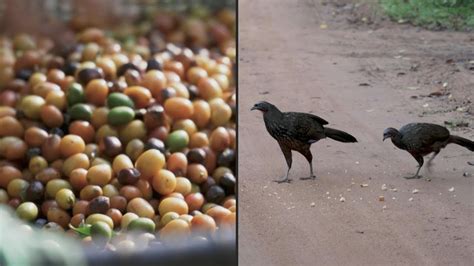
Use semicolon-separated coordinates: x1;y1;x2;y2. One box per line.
380;0;474;30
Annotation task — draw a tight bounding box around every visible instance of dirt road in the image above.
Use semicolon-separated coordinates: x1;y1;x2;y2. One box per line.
238;0;474;265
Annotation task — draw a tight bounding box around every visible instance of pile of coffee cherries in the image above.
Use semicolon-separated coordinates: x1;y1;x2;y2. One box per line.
0;8;236;251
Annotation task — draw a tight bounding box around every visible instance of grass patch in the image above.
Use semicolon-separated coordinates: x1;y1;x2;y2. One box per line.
380;0;474;30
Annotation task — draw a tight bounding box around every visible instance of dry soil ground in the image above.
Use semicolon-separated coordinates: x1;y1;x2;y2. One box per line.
238;0;474;265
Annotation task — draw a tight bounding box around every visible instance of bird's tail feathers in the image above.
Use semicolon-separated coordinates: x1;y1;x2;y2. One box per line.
449;135;474;151
324;127;357;143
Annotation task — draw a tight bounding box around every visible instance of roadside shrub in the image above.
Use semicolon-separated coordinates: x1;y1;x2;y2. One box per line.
380;0;474;30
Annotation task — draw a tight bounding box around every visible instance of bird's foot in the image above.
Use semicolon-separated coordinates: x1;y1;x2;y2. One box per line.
404;174;422;179
274;178;292;183
300;175;316;180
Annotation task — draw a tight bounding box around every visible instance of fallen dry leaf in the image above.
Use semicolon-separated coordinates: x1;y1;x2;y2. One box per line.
444;120;469;128
428;91;444;97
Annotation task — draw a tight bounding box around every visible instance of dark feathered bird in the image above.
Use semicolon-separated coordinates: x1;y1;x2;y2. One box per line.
251;101;357;183
383;123;474;179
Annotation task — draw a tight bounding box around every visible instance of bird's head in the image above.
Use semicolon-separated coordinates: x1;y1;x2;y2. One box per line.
251;101;274;113
383;127;399;141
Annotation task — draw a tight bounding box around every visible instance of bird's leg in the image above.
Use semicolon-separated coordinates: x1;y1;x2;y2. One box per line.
405;166;422;179
300;164;315;180
275;143;292;183
427;150;440;166
275;167;291;183
426;150;440;174
300;148;316;180
405;154;424;179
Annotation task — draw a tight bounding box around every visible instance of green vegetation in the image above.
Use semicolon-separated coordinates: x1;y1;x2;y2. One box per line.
380;0;474;30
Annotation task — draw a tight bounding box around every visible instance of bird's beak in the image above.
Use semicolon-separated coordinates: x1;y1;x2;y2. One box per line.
383;135;388;141
251;106;258;111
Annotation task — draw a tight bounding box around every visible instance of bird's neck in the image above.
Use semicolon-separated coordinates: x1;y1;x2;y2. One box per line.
391;134;405;149
262;107;284;135
263;107;283;122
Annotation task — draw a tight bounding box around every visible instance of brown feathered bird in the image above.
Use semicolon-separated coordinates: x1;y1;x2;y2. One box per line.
251;101;357;183
383;123;474;179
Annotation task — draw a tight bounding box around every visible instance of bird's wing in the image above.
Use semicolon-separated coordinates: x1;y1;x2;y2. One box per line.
286;112;329;125
302;112;329;125
285;112;326;143
400;123;450;149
